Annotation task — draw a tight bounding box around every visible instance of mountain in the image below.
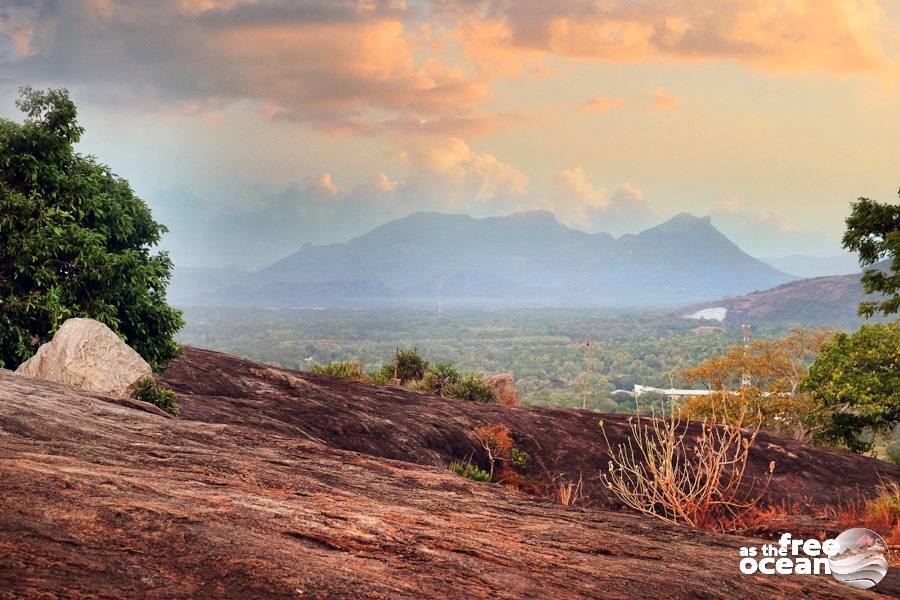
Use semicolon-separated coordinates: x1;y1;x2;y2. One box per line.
175;211;795;307
681;267;890;328
761;253;861;278
3;348;897;597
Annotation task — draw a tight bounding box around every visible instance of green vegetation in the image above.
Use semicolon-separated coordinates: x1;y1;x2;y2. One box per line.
306;346;500;403
0;87;182;371
177;307;763;409
843;195;900;317
385;347;429;383
420;361;461;397
312;360;365;380
133;377;179;416
510;447;530;468
450;371;498;403
803;322;900;453
449;461;492;482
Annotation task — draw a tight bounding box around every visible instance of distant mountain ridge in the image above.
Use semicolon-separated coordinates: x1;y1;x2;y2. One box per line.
170;210;796;307
681;262;890;328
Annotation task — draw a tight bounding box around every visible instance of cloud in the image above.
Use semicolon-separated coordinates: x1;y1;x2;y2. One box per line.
307;172;340;197
0;0;490;132
396;135;529;204
584;96;624;111
543;167;655;235
451;0;892;75
653;89;680;111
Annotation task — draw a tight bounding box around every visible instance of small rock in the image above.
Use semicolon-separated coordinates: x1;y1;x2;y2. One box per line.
15;318;152;397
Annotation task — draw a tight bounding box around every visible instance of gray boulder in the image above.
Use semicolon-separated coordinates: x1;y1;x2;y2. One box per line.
15;318;152;397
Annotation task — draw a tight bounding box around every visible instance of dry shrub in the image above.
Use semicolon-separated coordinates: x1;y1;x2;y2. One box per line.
551;475;585;507
471;423;541;493
828;481;900;564
473;423;515;479
600;404;774;532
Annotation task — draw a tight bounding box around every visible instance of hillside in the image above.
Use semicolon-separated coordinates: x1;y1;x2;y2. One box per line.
2;349;899;598
681;270;887;328
171;211;795;307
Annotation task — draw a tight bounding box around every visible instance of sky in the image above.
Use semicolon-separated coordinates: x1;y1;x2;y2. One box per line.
1;0;899;268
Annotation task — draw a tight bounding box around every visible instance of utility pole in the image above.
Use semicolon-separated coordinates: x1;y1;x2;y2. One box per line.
582;341;593;410
741;323;752;388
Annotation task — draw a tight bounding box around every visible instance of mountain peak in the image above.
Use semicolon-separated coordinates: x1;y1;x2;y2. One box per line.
662;212;712;228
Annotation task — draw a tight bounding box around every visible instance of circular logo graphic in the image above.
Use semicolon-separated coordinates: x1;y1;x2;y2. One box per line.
828;528;889;589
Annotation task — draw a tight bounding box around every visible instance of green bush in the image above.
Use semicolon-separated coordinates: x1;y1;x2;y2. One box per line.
312;361;364;380
421;361;461;396
375;347;428;384
449;460;492;482
450;372;499;403
133;377;179;416
394;347;428;383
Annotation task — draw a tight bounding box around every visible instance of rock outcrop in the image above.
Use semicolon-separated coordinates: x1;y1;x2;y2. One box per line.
162;348;899;511
2;365;897;599
14;318;151;397
484;372;519;406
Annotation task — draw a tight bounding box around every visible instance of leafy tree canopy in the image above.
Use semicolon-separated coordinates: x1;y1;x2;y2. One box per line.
843;194;900;317
680;328;833;441
802;322;900;453
0;87;182;371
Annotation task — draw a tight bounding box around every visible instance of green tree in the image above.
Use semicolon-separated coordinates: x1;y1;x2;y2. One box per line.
843;195;900;317
0;87;182;371
802;323;900;453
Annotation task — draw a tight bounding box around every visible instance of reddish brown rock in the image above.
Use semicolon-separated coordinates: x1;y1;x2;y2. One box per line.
1;348;898;598
162;348;898;512
484;372;519;406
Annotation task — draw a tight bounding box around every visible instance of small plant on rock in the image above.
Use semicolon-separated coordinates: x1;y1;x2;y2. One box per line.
133;377;179;416
451;372;498;403
449;460;492;482
312;361;366;381
421;362;461;396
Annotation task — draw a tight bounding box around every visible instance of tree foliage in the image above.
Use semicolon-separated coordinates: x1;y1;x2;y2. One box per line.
843;195;900;317
0;87;182;370
680;328;833;441
802;323;900;453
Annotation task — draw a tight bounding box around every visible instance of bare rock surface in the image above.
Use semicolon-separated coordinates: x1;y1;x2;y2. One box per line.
162;348;899;511
484;372;519;406
2;366;897;599
14;318;152;397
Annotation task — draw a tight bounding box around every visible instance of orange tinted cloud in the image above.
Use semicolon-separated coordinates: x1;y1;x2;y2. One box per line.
453;0;891;75
653;90;681;111
1;1;490;131
585;96;625;111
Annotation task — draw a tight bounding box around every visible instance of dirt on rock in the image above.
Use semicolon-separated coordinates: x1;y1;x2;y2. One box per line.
0;347;898;599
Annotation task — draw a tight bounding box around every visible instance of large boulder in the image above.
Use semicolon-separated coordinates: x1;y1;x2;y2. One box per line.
484;373;519;406
15;318;152;397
